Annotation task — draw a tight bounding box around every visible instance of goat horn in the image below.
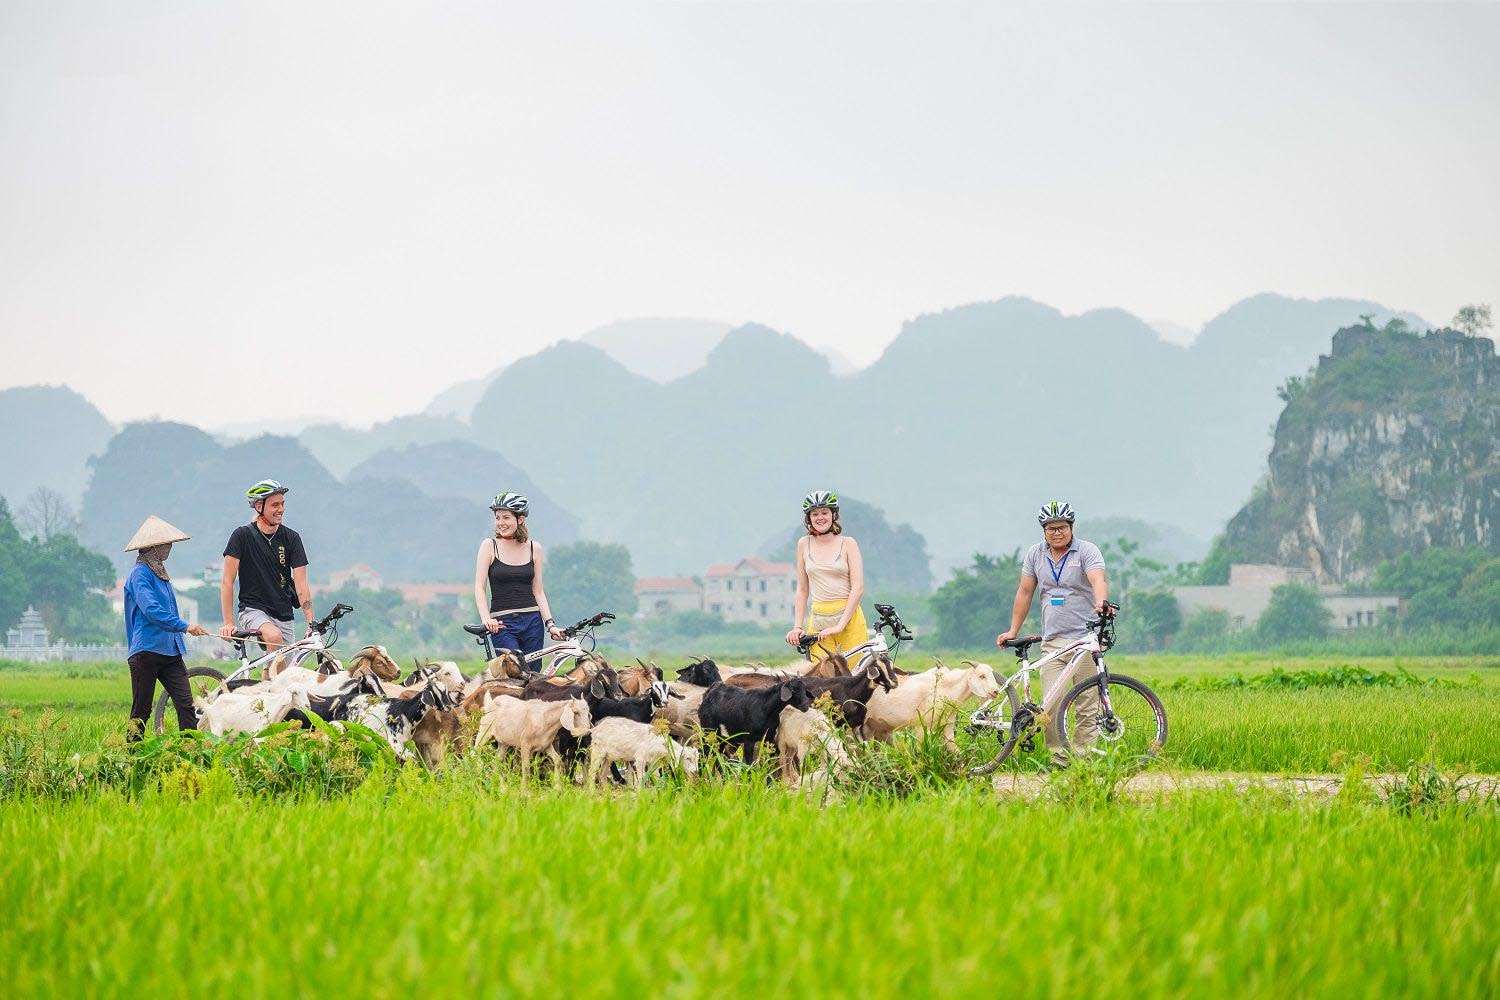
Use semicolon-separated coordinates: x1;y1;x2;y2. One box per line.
960;660;981;669
933;658;948;671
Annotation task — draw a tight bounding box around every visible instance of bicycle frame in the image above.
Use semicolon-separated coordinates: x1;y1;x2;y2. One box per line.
475;627;601;677
981;631;1121;725
216;631;334;688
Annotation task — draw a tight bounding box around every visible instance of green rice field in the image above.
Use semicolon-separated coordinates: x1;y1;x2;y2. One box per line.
1;654;1497;997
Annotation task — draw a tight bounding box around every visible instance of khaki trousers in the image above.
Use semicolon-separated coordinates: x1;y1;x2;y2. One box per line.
1039;636;1099;761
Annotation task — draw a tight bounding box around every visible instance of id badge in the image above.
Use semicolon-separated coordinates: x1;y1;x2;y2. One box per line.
1047;589;1067;607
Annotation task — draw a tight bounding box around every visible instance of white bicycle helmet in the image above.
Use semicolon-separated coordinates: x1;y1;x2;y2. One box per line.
802;490;839;511
490;492;530;515
1037;500;1075;525
247;479;289;508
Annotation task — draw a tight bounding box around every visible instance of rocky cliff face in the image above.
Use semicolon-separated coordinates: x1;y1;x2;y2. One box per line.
1218;326;1497;583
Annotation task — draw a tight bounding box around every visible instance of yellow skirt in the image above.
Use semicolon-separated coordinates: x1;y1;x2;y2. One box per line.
805;600;869;663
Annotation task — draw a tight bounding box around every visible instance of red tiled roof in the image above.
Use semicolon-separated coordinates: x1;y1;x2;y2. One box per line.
705;558;792;577
634;577;700;592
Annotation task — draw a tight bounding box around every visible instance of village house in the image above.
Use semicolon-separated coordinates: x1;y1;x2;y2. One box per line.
1172;564;1402;631
704;558;795;626
633;577;703;617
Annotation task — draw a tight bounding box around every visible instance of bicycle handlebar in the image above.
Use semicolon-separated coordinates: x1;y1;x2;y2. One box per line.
797;603;912;653
311;603;354;634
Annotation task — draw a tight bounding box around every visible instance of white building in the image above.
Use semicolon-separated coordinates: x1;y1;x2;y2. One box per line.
704;558;795;626
1172;564;1402;631
5;605;131;663
634;577;703;617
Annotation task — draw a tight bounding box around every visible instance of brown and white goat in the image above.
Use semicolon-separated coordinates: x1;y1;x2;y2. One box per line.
472;693;593;782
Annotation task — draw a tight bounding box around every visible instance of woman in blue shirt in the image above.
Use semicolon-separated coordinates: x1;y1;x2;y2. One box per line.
123;516;209;739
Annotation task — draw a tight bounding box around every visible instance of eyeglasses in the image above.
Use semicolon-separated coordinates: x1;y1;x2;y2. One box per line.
1043;525;1071;534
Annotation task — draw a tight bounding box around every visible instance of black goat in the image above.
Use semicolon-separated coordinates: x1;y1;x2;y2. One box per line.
675;658;722;687
800;655;898;735
699;678;811;764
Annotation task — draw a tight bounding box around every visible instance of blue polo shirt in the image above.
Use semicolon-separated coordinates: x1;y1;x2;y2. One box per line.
1021;538;1106;640
124;562;189;657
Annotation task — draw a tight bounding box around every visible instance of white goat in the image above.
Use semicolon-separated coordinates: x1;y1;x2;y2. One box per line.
198;688;310;738
473;694;592;782
777;706;852;784
863;662;1003;746
584;718;700;788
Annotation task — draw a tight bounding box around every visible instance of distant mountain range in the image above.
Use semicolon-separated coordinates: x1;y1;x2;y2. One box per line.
1;293;1431;585
77;423;579;584
0;386;114;509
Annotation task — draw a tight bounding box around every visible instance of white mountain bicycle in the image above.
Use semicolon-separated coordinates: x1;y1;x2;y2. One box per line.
795;603;915;669
965;602;1168;773
462;611;615;676
153;603;354;734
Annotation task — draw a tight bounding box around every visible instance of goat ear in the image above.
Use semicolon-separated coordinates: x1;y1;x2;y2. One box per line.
589;678;607;699
779;685;794;703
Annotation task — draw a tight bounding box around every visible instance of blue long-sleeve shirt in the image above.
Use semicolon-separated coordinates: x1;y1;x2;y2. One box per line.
124;562;189;657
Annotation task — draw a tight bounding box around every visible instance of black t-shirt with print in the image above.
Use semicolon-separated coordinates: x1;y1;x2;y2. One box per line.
224;524;309;621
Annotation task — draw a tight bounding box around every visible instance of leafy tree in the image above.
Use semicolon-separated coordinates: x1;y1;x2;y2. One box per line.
1127;589;1183;650
0;498;115;640
1451;303;1492;338
930;551;1037;648
27;533;115;637
1458;559;1500;632
1371;547;1493;630
0;499;32;631
1175;608;1232;650
545;541;638;622
1257;583;1331;643
1196;536;1232;585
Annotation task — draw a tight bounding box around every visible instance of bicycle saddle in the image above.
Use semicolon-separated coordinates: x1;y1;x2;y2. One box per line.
463;624;490;636
1001;635;1044;654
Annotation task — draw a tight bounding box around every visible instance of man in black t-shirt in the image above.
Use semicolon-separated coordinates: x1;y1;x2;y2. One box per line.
218;479;312;659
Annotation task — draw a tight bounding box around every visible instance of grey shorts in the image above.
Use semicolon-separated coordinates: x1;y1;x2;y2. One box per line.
237;608;296;645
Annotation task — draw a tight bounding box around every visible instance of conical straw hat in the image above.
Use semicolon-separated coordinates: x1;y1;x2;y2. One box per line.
124;515;190;552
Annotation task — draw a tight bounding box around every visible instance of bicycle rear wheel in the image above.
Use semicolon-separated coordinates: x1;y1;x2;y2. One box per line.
965;681;1024;775
152;667;226;735
1055;673;1167;767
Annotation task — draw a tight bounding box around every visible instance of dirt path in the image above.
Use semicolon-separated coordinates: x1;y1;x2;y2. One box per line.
989;770;1500;801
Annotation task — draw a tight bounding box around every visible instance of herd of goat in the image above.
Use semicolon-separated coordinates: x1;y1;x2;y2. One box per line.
192;644;1007;788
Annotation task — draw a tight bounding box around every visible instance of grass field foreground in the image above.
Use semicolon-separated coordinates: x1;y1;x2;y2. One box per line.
1;780;1496;998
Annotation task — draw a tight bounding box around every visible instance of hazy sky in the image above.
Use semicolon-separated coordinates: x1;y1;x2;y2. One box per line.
2;2;1496;428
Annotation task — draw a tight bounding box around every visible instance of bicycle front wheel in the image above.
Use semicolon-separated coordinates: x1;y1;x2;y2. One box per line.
153;667;227;735
965;681;1023;776
1055;673;1167;767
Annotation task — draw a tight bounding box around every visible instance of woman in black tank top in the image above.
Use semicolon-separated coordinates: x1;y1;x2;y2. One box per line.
472;492;565;662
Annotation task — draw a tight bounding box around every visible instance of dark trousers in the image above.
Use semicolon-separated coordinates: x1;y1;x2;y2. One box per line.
480;610;548;667
128;651;195;739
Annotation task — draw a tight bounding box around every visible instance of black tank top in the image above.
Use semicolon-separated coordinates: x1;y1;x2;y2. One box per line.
488;540;537;614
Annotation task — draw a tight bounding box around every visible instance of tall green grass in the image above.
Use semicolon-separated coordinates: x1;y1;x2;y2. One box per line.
0;782;1495;997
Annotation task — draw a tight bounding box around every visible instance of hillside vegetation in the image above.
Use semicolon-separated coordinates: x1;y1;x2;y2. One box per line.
1209;322;1497;583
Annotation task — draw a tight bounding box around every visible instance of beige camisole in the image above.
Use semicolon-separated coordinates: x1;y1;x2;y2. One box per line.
804;539;852;603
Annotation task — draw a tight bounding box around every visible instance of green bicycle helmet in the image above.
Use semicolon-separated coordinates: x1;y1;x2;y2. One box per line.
1037;500;1076;525
490;492;530;516
246;479;289;508
802;490;839;512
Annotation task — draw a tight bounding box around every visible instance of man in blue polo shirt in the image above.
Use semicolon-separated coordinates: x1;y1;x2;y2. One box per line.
995;501;1110;765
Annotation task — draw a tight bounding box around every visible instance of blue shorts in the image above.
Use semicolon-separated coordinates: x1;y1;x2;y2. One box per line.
480;610;547;666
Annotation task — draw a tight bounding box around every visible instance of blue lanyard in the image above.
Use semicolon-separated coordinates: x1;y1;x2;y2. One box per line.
1045;550;1072;586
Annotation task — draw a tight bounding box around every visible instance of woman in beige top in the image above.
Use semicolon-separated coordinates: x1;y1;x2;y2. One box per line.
784;490;866;662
